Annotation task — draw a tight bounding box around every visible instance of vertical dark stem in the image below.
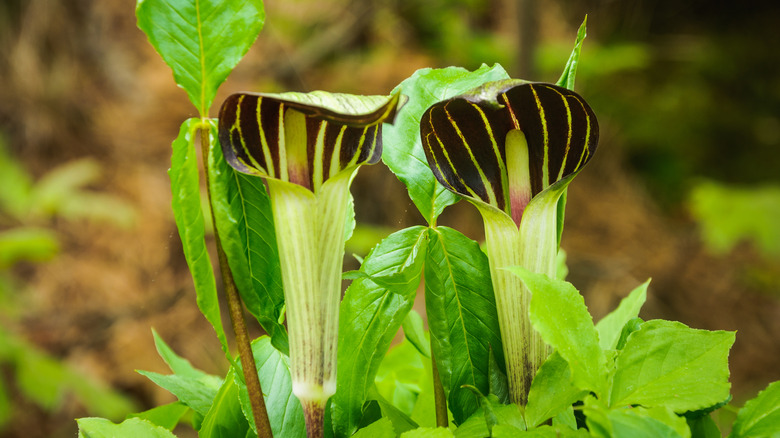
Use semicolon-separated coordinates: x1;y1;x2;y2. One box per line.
199;126;274;438
431;341;448;428
302;400;325;438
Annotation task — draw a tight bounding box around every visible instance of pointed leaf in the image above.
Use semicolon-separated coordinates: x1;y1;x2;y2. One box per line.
512;267;608;397
556;17;588;90
127;401;189;431
169;118;228;353
595;280;649;351
403;309;431;358
525;352;588;428
207;119;288;354
610;320;735;413
383;65;511;224
332;226;427;438
424;226;503;424
218;91;400;192
136;0;265;115
199;369;251;437
729;381;780;438
77;417;177;438
353;417;396;438
236;336;306;437
137;370;222;417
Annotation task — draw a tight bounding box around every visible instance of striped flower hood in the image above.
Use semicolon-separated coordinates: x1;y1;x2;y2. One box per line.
421;80;598;226
218;91;402;192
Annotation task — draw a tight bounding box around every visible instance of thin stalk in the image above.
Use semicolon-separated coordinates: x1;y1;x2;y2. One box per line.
200;126;273;438
431;341;448;428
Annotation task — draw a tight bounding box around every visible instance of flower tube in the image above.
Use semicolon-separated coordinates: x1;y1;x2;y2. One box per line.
421;80;598;406
218;91;402;436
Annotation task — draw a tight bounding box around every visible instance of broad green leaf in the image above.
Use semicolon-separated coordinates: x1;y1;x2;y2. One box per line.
169;119;228;353
137;370;222;417
207;119;288;354
382;64;510;224
556;17;588;89
353;417;396;438
688;415;721;438
403;309;431;358
425;226;503;424
512;268;607;397
127;402;190;430
610;320;735;413
401;427;455;438
236;336;306;438
488;346;509;404
584;395;689;438
152;329;212;379
453;393;524;437
525;352;588;428
729;380;780;438
595;280;650;351
368;386;420;434
494;424;588;437
332;226;427;438
77;417;177;438
136;0;265;115
199;369;251;437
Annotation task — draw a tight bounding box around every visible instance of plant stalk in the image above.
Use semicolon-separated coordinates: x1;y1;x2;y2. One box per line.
200;126;273;438
431;341;448;428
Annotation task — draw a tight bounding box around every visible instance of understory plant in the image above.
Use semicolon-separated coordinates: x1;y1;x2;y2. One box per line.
75;1;780;437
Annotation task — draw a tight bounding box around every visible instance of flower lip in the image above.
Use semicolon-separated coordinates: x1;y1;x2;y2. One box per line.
421;81;598;220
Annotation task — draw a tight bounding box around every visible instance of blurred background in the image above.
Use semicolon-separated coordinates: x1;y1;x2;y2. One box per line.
1;0;779;436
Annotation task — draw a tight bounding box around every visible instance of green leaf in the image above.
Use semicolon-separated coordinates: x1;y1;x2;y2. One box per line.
382;64;510;224
610;320;735;413
403;309;431;358
401;427;455;438
135;0;265;115
595;280;649;351
151;330;212;379
354;417;396;438
453;393;525;437
236;337;306;437
729;380;780;438
199;369;251;437
556;17;588;90
368;386;420;434
488;346;509;404
525;352;588;428
0;227;59;268
332;226;427;438
77;417;177;438
169;119;228;353
137;369;222;417
127;402;189;430
375;339;426;417
512;268;607;397
207;119;289;354
688;415;721;438
425;226;503;424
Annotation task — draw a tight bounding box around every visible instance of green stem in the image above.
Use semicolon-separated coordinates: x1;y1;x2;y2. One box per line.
200;125;273;438
431;341;448;428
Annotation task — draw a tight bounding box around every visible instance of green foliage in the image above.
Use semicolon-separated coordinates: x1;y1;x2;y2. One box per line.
425;226;502;424
729;381;780;438
169;119;228;354
127;402;190;430
135;0;265;116
77;417;178;438
688;180;780;257
595;280;649;351
382;64;510;224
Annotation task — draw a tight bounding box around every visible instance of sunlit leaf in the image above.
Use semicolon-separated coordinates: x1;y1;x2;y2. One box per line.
525;352;588;428
382;64;510;224
77;417;177;438
425;226;503;424
169;118;228;353
136;0;265;115
127;402;189;431
199;369;251;437
729;380;780;438
595;280;650;351
332;226;426;438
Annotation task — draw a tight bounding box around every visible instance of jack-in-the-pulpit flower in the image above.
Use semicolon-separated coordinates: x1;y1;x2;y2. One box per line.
218;91;402;435
421;80;598;406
